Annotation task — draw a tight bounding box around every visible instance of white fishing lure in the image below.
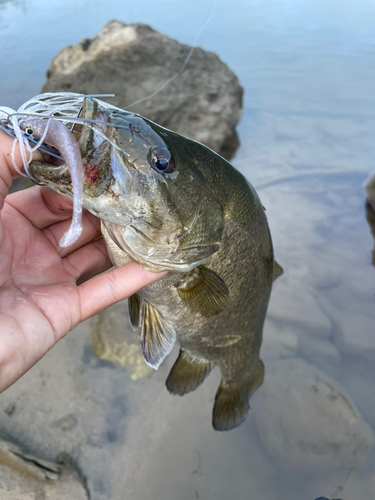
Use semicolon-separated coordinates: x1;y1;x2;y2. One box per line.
0;93;112;248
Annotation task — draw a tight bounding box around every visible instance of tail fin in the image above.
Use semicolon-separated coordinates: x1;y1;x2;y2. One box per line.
166;349;213;396
212;361;264;431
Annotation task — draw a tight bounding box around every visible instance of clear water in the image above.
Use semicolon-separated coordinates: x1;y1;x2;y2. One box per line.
1;0;375;499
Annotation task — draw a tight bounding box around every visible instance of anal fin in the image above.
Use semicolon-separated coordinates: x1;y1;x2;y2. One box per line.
213;361;264;431
166;349;213;396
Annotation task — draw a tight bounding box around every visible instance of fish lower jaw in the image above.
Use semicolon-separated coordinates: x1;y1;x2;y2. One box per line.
29;161;71;187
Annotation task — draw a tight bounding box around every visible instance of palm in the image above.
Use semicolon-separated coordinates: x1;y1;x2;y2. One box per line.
0;185;164;392
0;186;110;389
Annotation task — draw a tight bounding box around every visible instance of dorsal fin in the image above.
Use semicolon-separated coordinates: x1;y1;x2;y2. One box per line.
139;300;176;369
177;266;229;317
273;261;284;281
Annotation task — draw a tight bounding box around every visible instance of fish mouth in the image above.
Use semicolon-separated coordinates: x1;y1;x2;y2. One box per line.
29;160;72;190
29;100;115;195
27;131;80;185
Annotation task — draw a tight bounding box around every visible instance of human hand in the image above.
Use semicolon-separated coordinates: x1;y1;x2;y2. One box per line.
0;131;166;392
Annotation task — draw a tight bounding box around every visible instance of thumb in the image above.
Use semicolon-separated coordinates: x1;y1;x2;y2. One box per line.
0;131;43;209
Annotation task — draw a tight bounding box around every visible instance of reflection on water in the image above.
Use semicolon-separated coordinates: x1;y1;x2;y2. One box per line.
0;0;375;499
0;0;25;17
0;0;20;6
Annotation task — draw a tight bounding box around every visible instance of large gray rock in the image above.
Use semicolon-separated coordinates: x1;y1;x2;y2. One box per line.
42;20;243;160
253;359;374;475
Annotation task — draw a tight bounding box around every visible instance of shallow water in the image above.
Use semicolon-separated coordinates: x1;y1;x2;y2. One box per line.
1;0;375;499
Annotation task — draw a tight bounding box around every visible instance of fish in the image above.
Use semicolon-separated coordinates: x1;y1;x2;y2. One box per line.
27;96;281;431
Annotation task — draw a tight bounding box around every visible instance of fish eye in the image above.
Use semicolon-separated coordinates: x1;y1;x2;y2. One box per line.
151;147;175;174
25;127;33;136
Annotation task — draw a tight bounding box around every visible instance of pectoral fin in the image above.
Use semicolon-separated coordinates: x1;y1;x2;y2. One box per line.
273;260;284;281
128;294;140;329
177;266;229;317
139;300;176;369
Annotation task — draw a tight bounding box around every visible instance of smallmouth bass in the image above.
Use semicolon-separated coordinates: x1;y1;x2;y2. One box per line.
27;97;282;431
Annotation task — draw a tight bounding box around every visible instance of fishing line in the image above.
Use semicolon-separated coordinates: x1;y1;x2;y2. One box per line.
8;112;130;132
1;90;135;174
125;0;218;109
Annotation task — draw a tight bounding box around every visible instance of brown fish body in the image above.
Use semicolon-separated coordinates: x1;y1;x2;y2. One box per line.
101;129;273;431
29;97;277;431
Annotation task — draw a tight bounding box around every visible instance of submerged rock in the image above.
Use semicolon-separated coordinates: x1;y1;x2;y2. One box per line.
91;300;152;380
42;20;243;160
253;359;374;475
0;437;88;499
